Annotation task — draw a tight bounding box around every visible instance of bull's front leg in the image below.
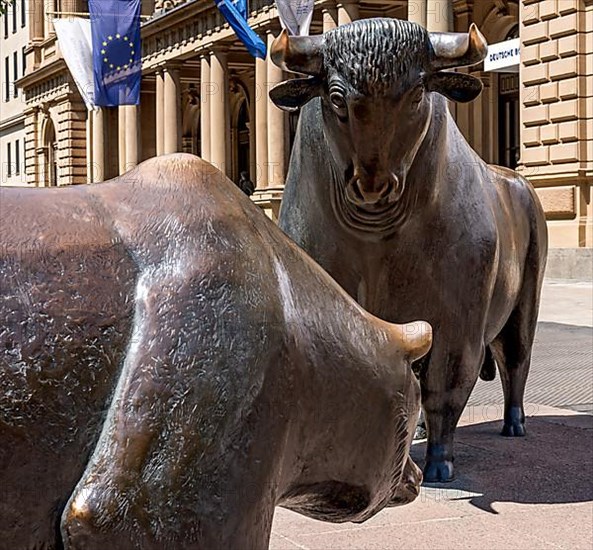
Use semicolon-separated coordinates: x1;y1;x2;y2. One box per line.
420;341;484;482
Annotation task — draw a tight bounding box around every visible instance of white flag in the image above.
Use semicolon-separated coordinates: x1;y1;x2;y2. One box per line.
276;0;314;36
53;18;95;110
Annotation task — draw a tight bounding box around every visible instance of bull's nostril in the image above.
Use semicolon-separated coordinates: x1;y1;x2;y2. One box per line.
378;181;394;198
352;179;366;201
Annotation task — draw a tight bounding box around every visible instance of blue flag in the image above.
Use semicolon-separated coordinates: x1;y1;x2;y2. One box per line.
89;0;142;107
233;0;248;19
214;0;266;59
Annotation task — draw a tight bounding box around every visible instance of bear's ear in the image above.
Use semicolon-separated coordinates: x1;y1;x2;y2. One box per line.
269;77;322;112
427;71;483;103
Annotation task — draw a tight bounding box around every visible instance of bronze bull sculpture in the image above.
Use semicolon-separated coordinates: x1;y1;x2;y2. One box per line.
0;154;431;549
271;18;548;482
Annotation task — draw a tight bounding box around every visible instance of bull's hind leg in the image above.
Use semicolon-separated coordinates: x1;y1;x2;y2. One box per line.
421;342;484;482
491;279;542;437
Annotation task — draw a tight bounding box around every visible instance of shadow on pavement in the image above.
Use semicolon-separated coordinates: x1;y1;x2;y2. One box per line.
411;414;593;514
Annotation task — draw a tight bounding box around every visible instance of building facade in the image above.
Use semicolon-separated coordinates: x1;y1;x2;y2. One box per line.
0;0;28;186
1;0;592;250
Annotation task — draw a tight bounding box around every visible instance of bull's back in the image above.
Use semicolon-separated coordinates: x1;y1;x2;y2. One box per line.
0;187;137;548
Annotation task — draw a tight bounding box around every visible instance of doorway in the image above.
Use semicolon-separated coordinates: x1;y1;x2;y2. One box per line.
498;73;520;170
235;98;250;181
43;117;58;186
497;26;520;169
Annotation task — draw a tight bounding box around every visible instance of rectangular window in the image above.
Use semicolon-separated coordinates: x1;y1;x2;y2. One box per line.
4;56;9;102
3;12;8;39
12;1;17;33
7;143;12;177
13;51;18;98
22;47;26;75
15;140;20;175
21;0;26;28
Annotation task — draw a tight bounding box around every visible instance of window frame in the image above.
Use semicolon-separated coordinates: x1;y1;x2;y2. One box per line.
4;56;9;103
7;142;12;178
13;51;18;98
15;139;20;176
12;0;17;33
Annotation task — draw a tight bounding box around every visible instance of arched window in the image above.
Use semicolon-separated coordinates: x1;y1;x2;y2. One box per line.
43;117;58;186
182;86;201;156
236;99;250;179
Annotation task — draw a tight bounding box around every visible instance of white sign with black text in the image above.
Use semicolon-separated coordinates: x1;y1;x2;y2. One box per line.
484;38;520;73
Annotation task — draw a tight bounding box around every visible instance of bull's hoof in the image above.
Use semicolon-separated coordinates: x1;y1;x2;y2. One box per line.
501;420;526;437
501;407;526;437
423;459;454;483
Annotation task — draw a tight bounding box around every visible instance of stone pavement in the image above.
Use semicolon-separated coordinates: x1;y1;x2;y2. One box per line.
270;280;593;549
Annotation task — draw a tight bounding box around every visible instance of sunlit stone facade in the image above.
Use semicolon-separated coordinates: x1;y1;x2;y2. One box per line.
1;0;591;251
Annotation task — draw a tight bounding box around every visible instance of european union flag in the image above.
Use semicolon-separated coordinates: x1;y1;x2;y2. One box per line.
214;0;266;59
89;0;142;107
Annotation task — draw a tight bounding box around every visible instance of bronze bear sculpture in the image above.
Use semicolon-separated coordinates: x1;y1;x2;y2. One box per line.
0;154;431;549
271;19;548;482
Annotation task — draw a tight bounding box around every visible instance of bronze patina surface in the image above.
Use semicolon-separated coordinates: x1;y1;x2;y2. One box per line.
272;18;548;483
0;154;430;549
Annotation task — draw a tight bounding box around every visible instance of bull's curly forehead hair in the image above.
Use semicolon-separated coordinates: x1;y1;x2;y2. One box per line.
322;18;431;95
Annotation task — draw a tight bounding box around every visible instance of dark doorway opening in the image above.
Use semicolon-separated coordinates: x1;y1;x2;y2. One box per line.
237;99;250;179
498;72;520;169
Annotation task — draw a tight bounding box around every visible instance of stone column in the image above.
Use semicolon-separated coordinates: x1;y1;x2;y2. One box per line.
426;0;453;116
29;0;44;40
322;2;338;32
86;111;93;184
163;66;181;154
408;0;427;27
92;108;105;182
426;0;452;32
124;105;140;170
199;55;211;161
118;106;127;174
255;55;268;188
472;72;492;162
156;69;165;155
24;107;39;185
59;99;88;185
210;48;228;175
249;88;257;182
336;0;359;26
267;31;285;187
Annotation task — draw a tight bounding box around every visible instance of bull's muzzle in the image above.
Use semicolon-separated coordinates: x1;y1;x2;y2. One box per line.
346;171;401;207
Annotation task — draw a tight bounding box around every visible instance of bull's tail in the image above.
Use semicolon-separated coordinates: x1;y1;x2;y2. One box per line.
479;345;497;381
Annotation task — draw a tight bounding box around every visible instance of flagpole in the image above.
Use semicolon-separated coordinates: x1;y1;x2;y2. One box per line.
46;11;152;20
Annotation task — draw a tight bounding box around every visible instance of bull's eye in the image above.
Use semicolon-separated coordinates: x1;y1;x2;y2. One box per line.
329;92;348;120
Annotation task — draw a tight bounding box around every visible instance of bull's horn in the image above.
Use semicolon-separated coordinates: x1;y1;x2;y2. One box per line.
270;29;324;76
393;321;433;363
429;23;488;71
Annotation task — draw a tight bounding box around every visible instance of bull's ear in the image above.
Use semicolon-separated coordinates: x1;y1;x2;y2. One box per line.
269;77;321;112
390;321;433;363
427;71;483;103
